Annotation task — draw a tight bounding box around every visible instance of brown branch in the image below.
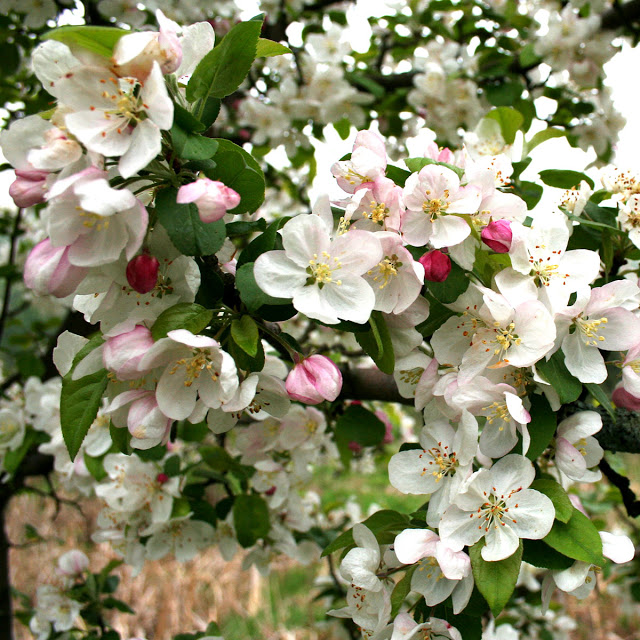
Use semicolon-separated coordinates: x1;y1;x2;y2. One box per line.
599;457;640;518
339;366;410;405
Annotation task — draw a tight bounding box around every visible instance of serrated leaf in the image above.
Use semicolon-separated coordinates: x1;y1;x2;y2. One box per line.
61;368;108;461
231;316;260;357
233;494;270;547
470;540;522;617
43;26;128;58
531;479;573;523
155;187;226;256
255;38;292;57
187;20;262;102
543;508;604;566
151;303;213;341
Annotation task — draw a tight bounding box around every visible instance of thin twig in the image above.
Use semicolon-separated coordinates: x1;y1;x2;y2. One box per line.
0;208;23;346
599;457;640;518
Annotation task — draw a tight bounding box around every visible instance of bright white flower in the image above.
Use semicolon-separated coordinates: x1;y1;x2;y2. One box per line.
57;61;173;178
401;164;481;248
254;214;382;324
439;454;555;561
331;129;387;194
389;413;477;527
142;515;215;562
340;523;383;592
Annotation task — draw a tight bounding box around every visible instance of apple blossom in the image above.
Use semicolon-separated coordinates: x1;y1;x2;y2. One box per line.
554;411;603;483
481;219;512;253
331;129;387;194
9;169;49;208
419;249;451;282
126;253;160;294
285;354;342;404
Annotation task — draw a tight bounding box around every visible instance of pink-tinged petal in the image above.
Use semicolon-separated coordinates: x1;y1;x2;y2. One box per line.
123;201;148;261
67;220;129;267
401;209;433;246
435;543;471;580
448;185;482;214
330;229;383;274
557;411;602;441
612;384;640;411
126;253;159;294
9;170;48;207
176;180;207;203
103;325;155;379
598;307;640;351
505;392;530;424
285;355;342;404
106;388;149;413
394;529;440;564
127;393;172;444
556;437;587;480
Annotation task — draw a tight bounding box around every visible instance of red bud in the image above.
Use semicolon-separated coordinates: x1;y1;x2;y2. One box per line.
419;250;451;282
126;254;160;294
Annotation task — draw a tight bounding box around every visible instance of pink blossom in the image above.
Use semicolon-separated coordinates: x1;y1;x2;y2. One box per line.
481;219;512;253
103;325;155;380
612;384;640;411
285;355;343;404
419;250;451;282
57;550;89;576
24;239;88;298
9;169;48;207
177;178;241;222
126;253;160;293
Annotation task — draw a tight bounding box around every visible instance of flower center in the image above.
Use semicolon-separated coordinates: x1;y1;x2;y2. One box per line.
419;442;458;482
575;315;608;346
483;401;510;430
490;321;521;365
169;349;219;387
369;254;402;289
77;208;110;231
365;200;389;224
306;251;342;289
398;366;423;386
474;486;522;532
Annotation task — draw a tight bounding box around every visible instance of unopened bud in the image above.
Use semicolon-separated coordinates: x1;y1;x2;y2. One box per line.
481;219;512;253
156;473;169;484
285;354;342;405
126;254;159;294
24;239;88;297
9;169;48;207
612;385;640;411
419;250;451;282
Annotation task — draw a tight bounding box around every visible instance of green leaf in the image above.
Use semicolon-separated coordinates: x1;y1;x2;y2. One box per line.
233;494;270;547
321;509;410;557
585;383;616;419
102;597;135;614
525;394;557;461
61;368;108;461
404;157;465;179
228;331;265;372
84;453;107;482
484;79;524;107
526;128;565;154
385;165;412;187
151;303;213;341
43;26;128;58
200;445;236;472
354;311;395;375
163;455;181;477
205;139;266;215
539;169;595;190
513;180;543;209
333;117;351;140
4;430;48;476
187;20;262;102
470;540;522;617
173;104;206;133
171;124;219;160
543;508;604;566
255;38;292;57
226;219;267;237
485;107;524;145
231;316;260;357
426;259;470;304
0;43;20;76
522;539;574;570
110;423;132;455
237;218;288;268
155;187;226;256
390;566;416;617
531;479;573;523
535;350;582;404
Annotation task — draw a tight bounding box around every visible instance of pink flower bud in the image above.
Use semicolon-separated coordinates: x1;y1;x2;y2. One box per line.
375;409;394;444
126;254;160;294
103;325;155;380
57;550;89;576
285;355;343;404
419;250;451;282
348;441;362;453
156;473;169;484
24;239;88;297
176;178;241;223
9;169;48;207
612;384;640;411
481;219;512;253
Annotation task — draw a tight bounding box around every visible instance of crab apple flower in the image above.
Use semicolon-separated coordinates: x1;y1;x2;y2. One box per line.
343;176;404;231
176;178;241;222
331;129;387;193
57;550;89;576
374;613;463;640
555;280;640;383
389;413;478;527
481;219;512;253
103;325;155;380
285;355;342;404
254;214;382;324
620;341;640;397
401;165;481;248
126;253;160;294
46;167;147;267
554;411;603;483
439;454;555;562
617;193;640;248
24;239;89;298
57;61;173;178
365;233;424;314
419;249;451;282
9;169;49;207
139;329;239;421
